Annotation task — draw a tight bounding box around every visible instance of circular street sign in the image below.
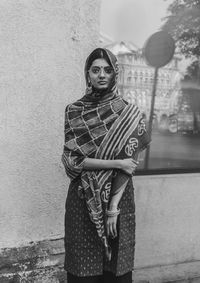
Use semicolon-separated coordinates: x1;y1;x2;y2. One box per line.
143;31;175;68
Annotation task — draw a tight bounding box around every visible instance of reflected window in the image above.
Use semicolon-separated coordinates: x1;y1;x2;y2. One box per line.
100;0;200;174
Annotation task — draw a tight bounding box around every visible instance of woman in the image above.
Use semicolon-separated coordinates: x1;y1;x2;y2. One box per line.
62;48;150;283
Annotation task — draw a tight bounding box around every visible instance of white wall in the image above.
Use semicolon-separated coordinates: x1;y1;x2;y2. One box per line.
0;0;100;248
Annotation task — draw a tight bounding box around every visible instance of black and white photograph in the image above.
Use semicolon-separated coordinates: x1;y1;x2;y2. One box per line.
0;0;200;282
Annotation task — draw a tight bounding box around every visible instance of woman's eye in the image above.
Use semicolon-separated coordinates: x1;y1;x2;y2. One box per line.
105;68;113;74
92;68;100;74
90;67;113;74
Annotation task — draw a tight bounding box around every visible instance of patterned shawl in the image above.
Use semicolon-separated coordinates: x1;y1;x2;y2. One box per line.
62;48;149;260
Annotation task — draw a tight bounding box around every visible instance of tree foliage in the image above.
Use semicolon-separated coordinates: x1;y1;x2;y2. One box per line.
162;0;200;58
183;60;200;81
162;0;200;130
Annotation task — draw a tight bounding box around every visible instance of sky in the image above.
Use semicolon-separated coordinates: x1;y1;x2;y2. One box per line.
100;0;173;48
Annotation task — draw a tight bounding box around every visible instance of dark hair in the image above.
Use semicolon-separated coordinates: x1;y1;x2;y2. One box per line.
86;48;112;71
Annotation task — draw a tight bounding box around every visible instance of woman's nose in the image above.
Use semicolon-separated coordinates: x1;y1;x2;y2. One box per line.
99;68;105;78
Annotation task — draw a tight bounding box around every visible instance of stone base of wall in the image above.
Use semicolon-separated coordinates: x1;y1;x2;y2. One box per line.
0;238;66;283
1;238;200;283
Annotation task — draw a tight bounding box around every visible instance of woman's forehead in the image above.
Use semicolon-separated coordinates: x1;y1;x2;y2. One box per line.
90;58;110;68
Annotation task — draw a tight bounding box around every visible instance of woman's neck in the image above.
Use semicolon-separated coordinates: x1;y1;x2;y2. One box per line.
89;91;116;103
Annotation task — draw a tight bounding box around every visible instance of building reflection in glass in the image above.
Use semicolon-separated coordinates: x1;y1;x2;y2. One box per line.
106;41;182;133
103;41;200;171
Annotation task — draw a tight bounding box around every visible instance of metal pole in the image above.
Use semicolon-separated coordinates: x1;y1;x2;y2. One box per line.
144;67;159;169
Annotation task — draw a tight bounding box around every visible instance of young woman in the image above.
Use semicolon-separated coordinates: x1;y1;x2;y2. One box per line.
62;48;150;283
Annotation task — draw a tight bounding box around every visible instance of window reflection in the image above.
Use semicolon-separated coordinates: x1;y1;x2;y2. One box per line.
99;41;200;172
100;0;200;172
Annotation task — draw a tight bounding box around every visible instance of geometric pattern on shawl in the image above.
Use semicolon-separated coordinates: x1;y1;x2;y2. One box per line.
62;96;144;260
62;95;127;180
80;103;142;260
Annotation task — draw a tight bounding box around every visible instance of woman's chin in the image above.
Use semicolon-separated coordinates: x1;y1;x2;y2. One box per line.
93;86;108;93
96;85;108;90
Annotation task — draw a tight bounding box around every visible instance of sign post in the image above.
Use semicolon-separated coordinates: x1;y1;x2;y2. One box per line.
143;31;175;169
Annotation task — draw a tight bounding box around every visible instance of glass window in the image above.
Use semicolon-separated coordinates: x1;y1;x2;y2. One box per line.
100;0;200;174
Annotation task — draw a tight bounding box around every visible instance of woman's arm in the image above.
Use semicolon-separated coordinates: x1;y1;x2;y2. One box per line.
83;157;137;175
106;177;128;237
109;180;128;210
83;158;121;170
83;157;139;238
106;156;139;238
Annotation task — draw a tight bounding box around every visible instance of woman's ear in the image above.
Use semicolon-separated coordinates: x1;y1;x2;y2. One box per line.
87;73;91;87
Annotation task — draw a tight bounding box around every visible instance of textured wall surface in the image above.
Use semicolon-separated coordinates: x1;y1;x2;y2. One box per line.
0;0;100;249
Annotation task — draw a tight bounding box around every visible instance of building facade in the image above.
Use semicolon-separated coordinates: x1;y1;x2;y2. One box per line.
106;41;182;132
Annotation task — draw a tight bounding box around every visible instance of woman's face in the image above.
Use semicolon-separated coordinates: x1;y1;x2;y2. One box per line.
88;58;114;91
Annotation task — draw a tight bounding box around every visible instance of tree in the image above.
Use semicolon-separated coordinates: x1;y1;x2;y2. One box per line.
162;0;200;59
183;60;200;81
162;0;200;132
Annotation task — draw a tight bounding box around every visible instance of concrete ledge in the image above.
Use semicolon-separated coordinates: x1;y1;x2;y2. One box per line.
1;238;200;282
134;261;200;283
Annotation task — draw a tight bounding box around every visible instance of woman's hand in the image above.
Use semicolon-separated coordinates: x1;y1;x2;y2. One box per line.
106;204;120;239
120;158;138;175
106;214;118;239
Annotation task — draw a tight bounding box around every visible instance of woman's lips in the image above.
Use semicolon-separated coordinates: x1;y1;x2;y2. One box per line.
98;81;107;84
